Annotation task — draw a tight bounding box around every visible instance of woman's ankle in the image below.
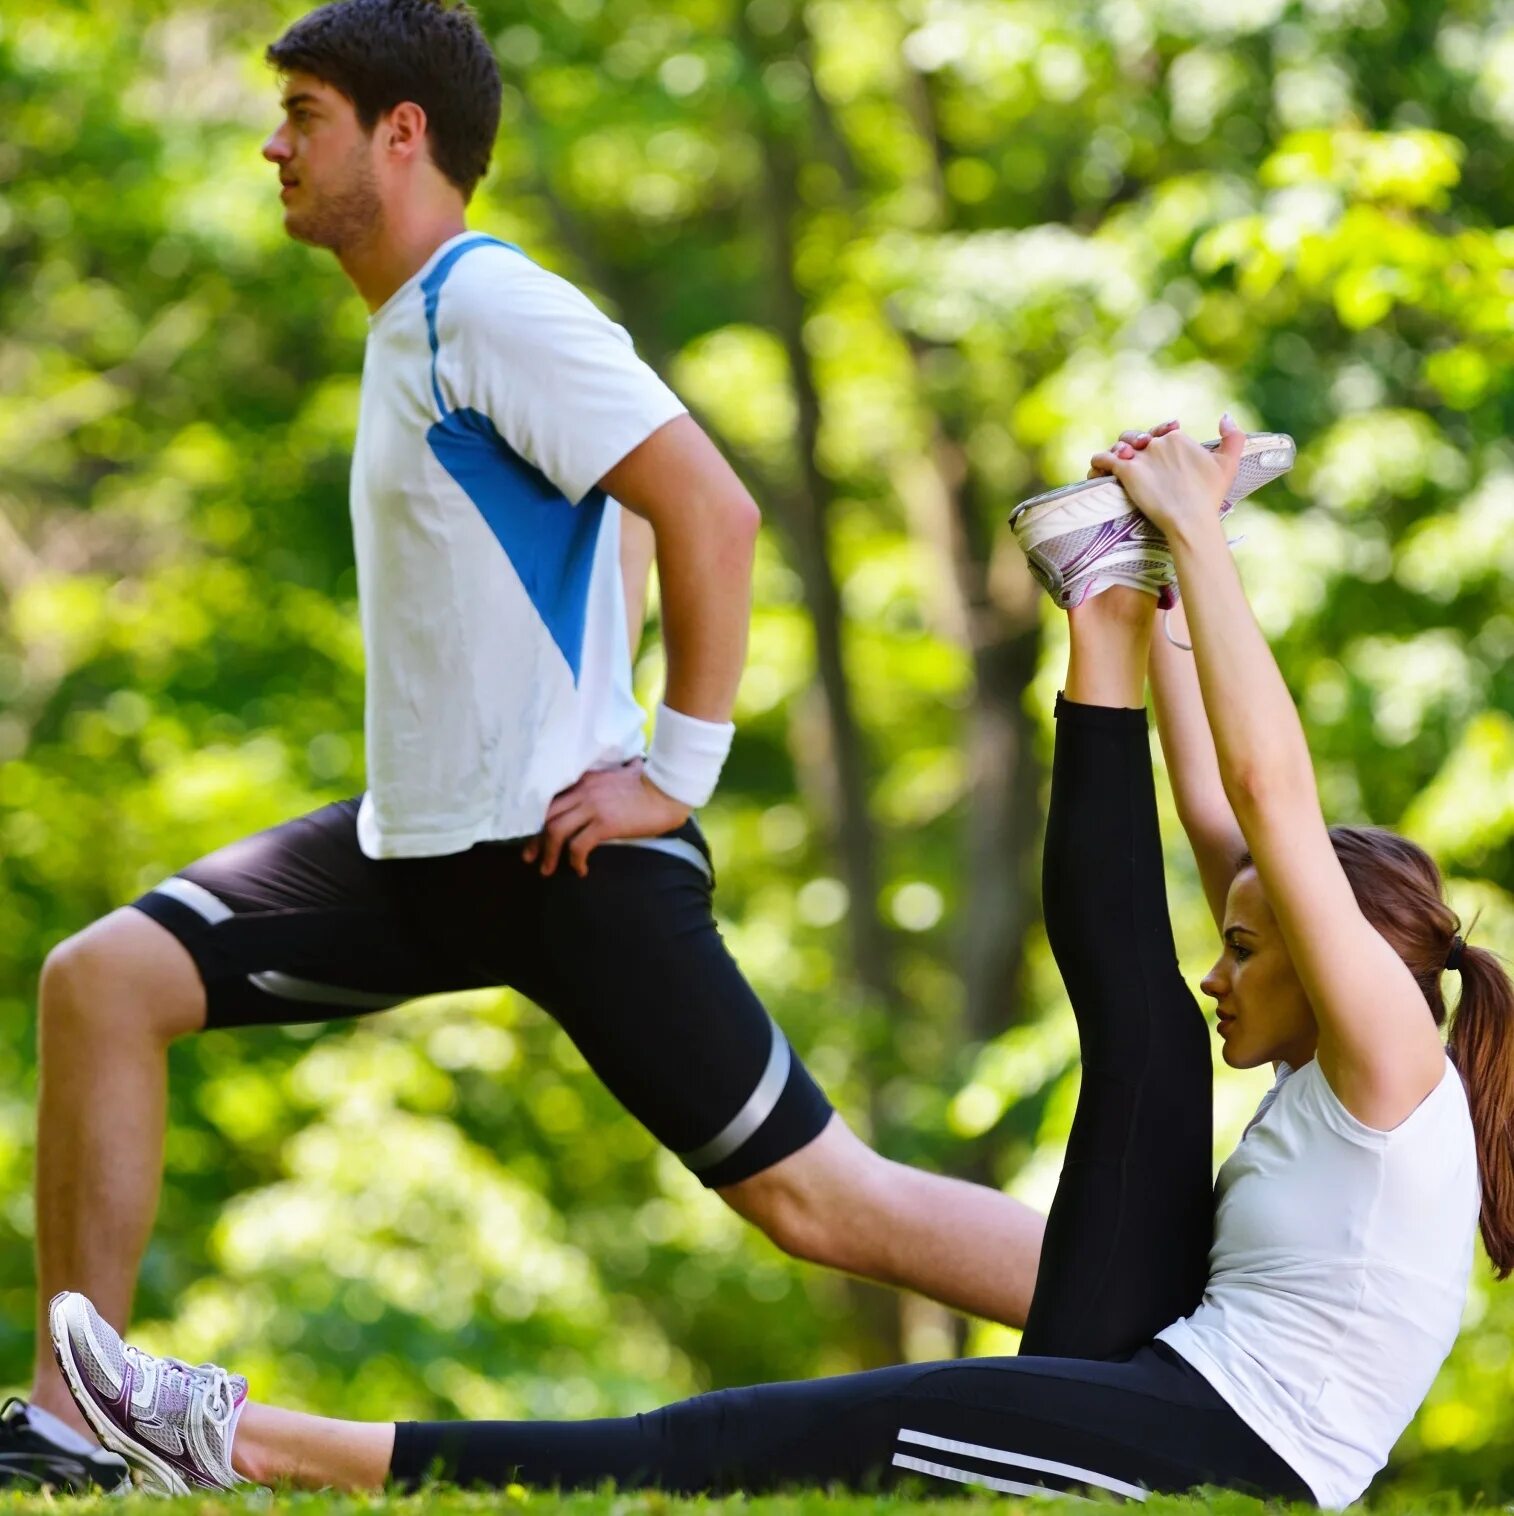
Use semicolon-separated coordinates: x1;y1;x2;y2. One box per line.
1068;584;1157;625
231;1403;395;1492
1065;587;1155;706
229;1402;279;1485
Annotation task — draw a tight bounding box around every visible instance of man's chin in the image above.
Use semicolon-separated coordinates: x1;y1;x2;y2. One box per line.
283;214;332;250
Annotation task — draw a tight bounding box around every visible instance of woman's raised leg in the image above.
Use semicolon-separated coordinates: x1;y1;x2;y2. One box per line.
1019;587;1215;1360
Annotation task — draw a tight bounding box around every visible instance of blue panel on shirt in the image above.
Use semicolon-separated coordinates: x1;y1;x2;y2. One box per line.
421;234;603;686
420;234;525;413
429;408;606;684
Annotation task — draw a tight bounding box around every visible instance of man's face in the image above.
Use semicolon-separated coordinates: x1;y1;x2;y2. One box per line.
262;72;383;252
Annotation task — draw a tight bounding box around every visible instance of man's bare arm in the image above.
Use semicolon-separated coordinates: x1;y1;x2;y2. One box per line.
527;414;760;877
603;413;760;723
619;509;656;659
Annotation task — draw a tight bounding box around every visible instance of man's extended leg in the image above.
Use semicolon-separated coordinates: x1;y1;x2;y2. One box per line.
525;831;1046;1328
31;910;207;1434
721;1118;1046;1329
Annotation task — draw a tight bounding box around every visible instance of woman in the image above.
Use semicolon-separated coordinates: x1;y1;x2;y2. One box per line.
50;417;1514;1506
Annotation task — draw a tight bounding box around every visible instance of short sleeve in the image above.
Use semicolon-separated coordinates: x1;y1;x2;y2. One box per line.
433;250;688;505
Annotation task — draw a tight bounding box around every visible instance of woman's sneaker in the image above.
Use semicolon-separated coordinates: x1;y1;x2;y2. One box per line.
49;1291;251;1495
1009;432;1295;609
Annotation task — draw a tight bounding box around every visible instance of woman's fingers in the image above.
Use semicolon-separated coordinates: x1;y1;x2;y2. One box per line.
1091;418;1179;475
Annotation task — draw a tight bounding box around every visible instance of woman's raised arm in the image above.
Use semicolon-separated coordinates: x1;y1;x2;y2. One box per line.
1091;421;1245;930
1095;419;1447;1129
1149;601;1247;932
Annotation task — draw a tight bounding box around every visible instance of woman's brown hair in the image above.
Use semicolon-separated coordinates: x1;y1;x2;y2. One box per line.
1327;825;1514;1278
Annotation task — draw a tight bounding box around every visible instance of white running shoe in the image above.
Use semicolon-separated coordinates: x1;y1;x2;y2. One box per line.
1010;432;1295;609
49;1292;252;1495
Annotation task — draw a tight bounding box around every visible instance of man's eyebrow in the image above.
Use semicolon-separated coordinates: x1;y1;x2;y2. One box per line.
281;92;320;111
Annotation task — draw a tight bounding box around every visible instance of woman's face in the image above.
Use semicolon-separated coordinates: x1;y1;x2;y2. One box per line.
1201;867;1318;1070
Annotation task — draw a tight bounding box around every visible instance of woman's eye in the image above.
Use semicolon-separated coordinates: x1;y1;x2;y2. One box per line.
1232;945;1250;963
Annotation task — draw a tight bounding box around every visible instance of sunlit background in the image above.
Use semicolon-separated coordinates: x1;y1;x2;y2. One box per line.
1;0;1511;1500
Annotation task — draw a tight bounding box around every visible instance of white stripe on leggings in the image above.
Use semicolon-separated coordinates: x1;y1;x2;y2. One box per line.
891;1454;1073;1499
898;1428;1149;1501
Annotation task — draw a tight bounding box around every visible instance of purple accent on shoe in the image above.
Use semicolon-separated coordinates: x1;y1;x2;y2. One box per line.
61;1336;242;1491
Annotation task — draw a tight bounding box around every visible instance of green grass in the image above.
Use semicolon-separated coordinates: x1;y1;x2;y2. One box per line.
0;1488;1489;1515
0;1497;1280;1516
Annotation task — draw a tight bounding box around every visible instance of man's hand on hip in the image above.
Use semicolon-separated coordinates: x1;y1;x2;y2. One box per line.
524;761;692;878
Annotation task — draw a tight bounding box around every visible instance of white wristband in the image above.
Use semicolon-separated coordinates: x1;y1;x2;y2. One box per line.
645;703;735;810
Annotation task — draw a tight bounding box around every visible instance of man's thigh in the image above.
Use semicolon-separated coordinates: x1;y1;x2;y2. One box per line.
130;800;503;1029
514;827;833;1189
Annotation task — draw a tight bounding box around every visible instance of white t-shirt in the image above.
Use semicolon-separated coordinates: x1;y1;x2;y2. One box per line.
1158;1056;1480;1508
349;232;688;859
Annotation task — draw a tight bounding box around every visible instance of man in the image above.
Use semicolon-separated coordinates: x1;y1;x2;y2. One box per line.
8;0;1044;1486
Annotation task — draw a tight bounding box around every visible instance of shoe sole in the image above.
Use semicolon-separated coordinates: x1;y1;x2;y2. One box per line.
48;1294;190;1497
1009;431;1295;531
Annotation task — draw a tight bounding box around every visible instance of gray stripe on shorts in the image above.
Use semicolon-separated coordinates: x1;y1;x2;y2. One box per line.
247;971;411;1012
150;876;234;925
602;835;712;884
679;1018;791;1175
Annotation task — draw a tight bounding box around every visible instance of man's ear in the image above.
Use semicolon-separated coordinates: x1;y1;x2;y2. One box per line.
384;100;429;161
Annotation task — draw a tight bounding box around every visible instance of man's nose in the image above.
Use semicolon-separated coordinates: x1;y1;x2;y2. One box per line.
262;128;290;162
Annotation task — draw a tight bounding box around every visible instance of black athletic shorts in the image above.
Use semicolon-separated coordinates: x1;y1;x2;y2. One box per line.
131;799;832;1189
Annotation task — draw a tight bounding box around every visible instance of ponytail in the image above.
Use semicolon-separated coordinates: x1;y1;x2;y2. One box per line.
1446;943;1514;1278
1325;826;1514;1279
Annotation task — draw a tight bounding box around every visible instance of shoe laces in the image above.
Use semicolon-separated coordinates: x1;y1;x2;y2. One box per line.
125;1346;237;1428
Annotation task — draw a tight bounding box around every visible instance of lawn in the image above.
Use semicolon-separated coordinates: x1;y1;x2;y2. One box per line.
0;1488;1483;1515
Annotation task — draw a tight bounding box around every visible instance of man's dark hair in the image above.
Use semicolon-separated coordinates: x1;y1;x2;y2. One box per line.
267;0;502;201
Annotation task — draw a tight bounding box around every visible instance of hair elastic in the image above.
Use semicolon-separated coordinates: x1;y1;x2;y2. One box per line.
1445;935;1466;973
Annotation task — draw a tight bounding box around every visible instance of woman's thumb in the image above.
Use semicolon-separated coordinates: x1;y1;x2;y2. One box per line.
1218;411;1245;462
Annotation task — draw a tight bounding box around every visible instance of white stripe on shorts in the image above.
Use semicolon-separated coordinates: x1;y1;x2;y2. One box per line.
678;1018;790;1175
897;1428;1149;1501
150;876;234;925
247;970;411;1012
602;835;713;884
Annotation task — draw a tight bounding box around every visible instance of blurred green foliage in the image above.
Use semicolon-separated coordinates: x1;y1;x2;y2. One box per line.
1;0;1511;1502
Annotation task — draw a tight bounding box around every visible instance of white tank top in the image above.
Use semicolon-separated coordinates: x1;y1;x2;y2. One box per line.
1158;1056;1479;1508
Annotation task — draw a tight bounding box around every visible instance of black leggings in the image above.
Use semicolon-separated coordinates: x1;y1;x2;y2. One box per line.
390;697;1313;1503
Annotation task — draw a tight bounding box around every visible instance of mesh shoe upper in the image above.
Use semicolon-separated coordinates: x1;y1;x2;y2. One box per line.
50;1291;250;1496
1010;432;1292;609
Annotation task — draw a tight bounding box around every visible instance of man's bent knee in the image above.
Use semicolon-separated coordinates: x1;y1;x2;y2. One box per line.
40;909;206;1044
